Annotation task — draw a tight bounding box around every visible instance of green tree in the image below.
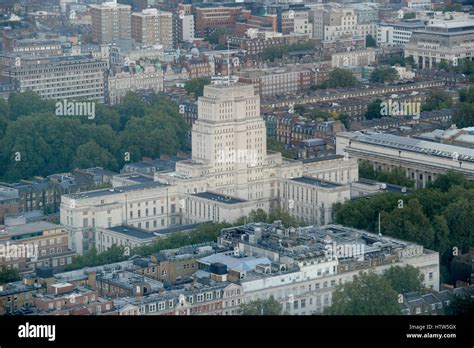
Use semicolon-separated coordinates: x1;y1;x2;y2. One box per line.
422;90;453;111
403;12;416;19
389;55;405;66
382;199;435;248
374;167;415;188
404;56;415;68
93;103;121;131
320;68;358;89
0;98;8;137
308;110;331;121
428;171;472;192
325;272;400;315
205;29;230;45
453;103;474;128
249;209;268;223
359;160;376;179
8;91;55;120
370;67;399;83
339;113;351;129
443;198;474;252
366;34;377;48
65;222;232;271
116;92;146;129
261;43;315;61
235;208;300;227
184;77;211;99
445;295;474;315
294;105;305;115
333;171;474;285
365;99;383;119
0;268;20;284
437;60;451;71
73;140;118;171
239;297;283;315
442;4;462;12
383;265;424;294
266;137;298;159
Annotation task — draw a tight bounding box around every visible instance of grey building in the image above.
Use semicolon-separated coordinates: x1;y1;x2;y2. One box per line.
1;54;108;102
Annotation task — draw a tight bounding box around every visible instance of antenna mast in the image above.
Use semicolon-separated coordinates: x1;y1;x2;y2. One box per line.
227;40;231;85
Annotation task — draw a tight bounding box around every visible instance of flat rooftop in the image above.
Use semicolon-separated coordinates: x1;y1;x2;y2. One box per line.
69;181;167;199
4;221;62;236
108;225;156;240
291;176;343;188
302;154;344;164
193;192;247;205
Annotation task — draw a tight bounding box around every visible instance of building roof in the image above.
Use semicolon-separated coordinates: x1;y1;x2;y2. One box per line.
4;221;61;236
290;176;343;188
193;192;247;204
302;154;344;164
108;225;156;240
69;181;168;199
199;254;271;272
347;131;474;162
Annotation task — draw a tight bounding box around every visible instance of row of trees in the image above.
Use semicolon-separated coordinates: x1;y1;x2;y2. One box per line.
359;161;415;187
364;89;453;120
370;67;399;84
261;43;315;61
334;171;474;284
316;68;358;89
0;91;190;182
326;266;423;315
422;90;453;112
184;77;211;98
0;268;20;284
327;267;474;315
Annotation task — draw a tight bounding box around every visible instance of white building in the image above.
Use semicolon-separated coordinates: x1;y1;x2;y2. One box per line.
218;223;440;315
331;49;376;68
377;20;425;45
61;83;357;254
311;4;377;42
107;64;164;105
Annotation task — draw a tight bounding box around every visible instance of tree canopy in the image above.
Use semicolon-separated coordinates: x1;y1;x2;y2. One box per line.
454;85;474;127
445;295;474;316
0;91;190;182
325;272;400;315
235;208;301;228
319;68;358;89
359;161;415;187
365;99;383;120
366;34;377;48
184;77;211;99
370;67;399;83
383;265;424;294
0;268;20;284
421;90;453;112
261;43;315;61
239;297;283;315
65;222;231;271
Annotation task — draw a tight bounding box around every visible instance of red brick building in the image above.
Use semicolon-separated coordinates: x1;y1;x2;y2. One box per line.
195;6;242;36
34;284;113;315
